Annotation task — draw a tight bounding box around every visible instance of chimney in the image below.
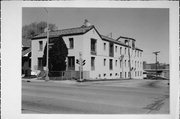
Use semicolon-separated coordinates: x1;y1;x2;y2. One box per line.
84;19;91;27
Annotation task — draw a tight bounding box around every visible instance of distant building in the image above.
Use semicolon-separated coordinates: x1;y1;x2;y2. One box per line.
22;39;31;77
143;61;169;79
31;20;143;80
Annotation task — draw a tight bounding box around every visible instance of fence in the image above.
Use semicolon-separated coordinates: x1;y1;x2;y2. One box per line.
48;71;89;80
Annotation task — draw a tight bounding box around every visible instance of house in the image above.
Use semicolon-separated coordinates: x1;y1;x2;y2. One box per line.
31;20;143;80
22;39;31;77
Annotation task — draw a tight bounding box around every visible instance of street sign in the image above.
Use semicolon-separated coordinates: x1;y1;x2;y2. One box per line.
82;60;86;66
76;59;79;64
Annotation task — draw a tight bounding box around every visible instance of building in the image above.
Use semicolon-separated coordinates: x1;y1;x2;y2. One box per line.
22;39;31;77
143;62;169;79
31;21;143;80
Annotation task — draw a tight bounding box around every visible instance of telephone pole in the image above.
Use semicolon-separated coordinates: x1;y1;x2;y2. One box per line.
153;51;160;80
44;8;49;81
79;52;82;82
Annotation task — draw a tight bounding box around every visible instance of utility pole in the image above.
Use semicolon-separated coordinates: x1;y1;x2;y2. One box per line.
79;52;82;82
153;51;160;80
44;8;49;81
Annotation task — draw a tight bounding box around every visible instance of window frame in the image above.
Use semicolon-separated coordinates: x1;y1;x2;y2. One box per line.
69;38;74;49
39;41;43;51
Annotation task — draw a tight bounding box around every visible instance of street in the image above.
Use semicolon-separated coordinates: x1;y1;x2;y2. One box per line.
22;79;169;114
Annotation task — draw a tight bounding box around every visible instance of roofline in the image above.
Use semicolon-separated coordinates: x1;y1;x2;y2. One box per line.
135;48;143;51
117;36;136;41
31;26;143;52
102;38;129;47
31;32;85;40
32;26;94;40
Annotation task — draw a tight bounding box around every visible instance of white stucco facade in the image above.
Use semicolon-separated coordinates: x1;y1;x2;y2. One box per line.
31;25;143;80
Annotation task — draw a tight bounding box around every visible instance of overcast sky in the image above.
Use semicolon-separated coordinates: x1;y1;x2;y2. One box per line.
23;8;169;64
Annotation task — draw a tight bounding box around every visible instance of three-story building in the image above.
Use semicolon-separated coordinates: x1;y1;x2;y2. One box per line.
31;21;143;80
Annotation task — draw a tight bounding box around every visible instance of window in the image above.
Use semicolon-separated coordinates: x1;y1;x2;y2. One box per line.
91;57;95;70
120;60;122;68
128;72;130;78
38;57;43;70
115;60;118;66
120;47;122;55
39;41;43;51
68;56;75;70
137;51;139;57
91;39;97;55
104;43;106;50
132;41;135;49
69;38;74;49
104;59;106;66
115;46;117;52
125;60;126;67
29;59;31;67
120;72;122;78
125;48;126;55
125;72;126;78
109;43;114;57
109;59;113;70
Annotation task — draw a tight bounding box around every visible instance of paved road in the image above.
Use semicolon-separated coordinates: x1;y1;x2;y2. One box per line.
22;79;169;114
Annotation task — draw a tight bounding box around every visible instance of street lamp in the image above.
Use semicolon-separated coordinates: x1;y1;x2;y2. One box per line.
44;8;49;81
153;51;160;80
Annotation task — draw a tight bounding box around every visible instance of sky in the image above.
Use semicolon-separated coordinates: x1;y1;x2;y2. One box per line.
23;8;169;64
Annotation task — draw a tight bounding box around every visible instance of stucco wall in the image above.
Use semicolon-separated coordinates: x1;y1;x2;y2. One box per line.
31;28;143;79
31;38;47;72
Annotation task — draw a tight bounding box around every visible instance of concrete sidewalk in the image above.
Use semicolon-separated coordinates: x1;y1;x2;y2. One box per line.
22;78;169;89
22;78;78;84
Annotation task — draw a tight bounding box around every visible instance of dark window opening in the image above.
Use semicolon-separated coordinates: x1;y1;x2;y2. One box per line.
109;43;114;57
91;57;95;70
120;72;122;78
120;47;122;55
104;59;106;66
39;41;43;51
109;59;113;70
68;56;75;70
38;57;43;70
91;39;97;55
115;46;117;52
69;38;74;49
104;43;106;50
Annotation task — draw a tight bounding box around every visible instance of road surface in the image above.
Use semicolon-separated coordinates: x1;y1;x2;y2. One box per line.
22;79;169;114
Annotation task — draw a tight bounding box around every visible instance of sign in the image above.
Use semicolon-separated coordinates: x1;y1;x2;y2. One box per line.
76;59;85;66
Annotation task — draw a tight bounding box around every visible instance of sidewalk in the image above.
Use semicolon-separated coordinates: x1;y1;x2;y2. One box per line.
22;78;78;84
22;78;169;89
